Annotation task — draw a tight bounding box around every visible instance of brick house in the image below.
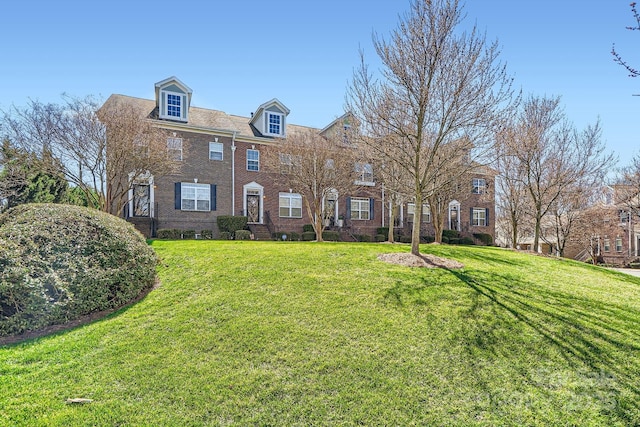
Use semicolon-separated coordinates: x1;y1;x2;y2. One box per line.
104;76;497;242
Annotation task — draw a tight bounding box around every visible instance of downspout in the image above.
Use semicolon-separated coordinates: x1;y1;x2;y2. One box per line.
381;184;385;228
231;131;237;216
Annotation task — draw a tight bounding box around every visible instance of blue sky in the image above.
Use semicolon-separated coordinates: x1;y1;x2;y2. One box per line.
2;0;638;168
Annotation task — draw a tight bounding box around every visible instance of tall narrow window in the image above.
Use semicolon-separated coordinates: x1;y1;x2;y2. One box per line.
247;149;260;171
355;163;374;185
166;93;182;118
167;137;183;161
266;112;284;136
615;237;623;252
209;142;223;160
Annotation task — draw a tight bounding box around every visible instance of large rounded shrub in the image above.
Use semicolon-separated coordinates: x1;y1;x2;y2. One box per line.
0;204;157;337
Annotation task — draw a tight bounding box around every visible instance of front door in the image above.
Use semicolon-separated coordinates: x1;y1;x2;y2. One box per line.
133;183;150;217
246;192;260;223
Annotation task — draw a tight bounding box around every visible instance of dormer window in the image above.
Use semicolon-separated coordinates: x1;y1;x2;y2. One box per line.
267;112;284;136
155;76;192;122
250;98;290;138
166;93;183;118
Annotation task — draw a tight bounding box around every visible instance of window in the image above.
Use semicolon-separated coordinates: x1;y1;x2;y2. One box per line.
351;197;370;220
209;142;223;160
616;237;623;252
620;210;629;223
472;178;486;194
247;149;260;171
355;162;374;185
167;93;182;118
167;137;183;161
472;208;487;227
407;203;431;223
279;192;303;218
266;112;284;136
604;239;611;252
181;183;210;211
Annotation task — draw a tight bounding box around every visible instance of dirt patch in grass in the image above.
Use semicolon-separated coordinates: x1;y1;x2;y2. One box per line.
378;252;464;269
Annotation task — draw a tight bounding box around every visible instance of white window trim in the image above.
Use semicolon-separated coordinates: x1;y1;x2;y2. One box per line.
209;142;223;161
407;203;431;223
264;111;285;137
181;183;211;212
167;137;183;161
355;162;374;186
351;197;370;221
127;173;154;218
279;192;303;218
472;178;486;194
247;149;260;171
160;90;188;122
472;207;487;227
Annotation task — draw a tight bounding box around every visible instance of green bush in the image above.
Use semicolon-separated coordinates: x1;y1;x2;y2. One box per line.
217;216;248;235
301;231;316;241
157;229;181;239
473;233;494;246
459;237;475;245
182;230;196;239
442;229;460;239
303;224;315;233
448;238;461;245
218;231;232;240
235;230;251;240
356;234;373;242
375;234;386;242
274;231;301;241
376;227;389;237
442;236;450;244
399;235;412;243
421;235;435;243
0;204;157;337
322;231;340;241
200;229;213;239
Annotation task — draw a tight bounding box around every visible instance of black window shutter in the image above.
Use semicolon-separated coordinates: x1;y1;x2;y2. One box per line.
485;208;489;226
211;185;217;211
346;197;351;219
175;183;181;210
369;198;374;220
470;207;474;226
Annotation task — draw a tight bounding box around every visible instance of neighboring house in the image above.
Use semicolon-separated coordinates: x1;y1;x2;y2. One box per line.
104;77;497;242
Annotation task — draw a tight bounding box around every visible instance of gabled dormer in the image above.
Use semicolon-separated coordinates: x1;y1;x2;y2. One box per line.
320;112;356;144
155;76;193;122
250;98;290;138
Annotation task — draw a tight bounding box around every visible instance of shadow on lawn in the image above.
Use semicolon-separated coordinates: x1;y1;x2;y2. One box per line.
449;267;640;423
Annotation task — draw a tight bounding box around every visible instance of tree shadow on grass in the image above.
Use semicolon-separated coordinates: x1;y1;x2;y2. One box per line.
449;267;640;423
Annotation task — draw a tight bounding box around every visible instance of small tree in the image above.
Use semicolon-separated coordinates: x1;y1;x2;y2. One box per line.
0;139;67;209
263;128;360;242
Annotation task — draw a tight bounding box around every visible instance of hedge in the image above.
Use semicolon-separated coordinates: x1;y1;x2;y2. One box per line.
217;216;248;235
0;204;157;337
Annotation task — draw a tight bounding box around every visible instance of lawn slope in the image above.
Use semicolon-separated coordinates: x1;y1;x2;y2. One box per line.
1;241;640;426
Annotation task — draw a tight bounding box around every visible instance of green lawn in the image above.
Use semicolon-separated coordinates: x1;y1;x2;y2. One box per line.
2;241;640;426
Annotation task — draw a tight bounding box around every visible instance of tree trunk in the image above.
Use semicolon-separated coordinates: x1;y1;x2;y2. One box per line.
388;203;397;243
411;194;422;255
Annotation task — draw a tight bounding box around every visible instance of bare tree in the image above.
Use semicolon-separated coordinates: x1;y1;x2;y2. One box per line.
262;129;360;242
347;0;514;255
1;96;181;215
612;2;640;77
495;127;532;248
498;95;616;253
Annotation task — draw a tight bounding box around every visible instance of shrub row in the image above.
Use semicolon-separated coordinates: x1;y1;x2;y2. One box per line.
156;229;214;239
